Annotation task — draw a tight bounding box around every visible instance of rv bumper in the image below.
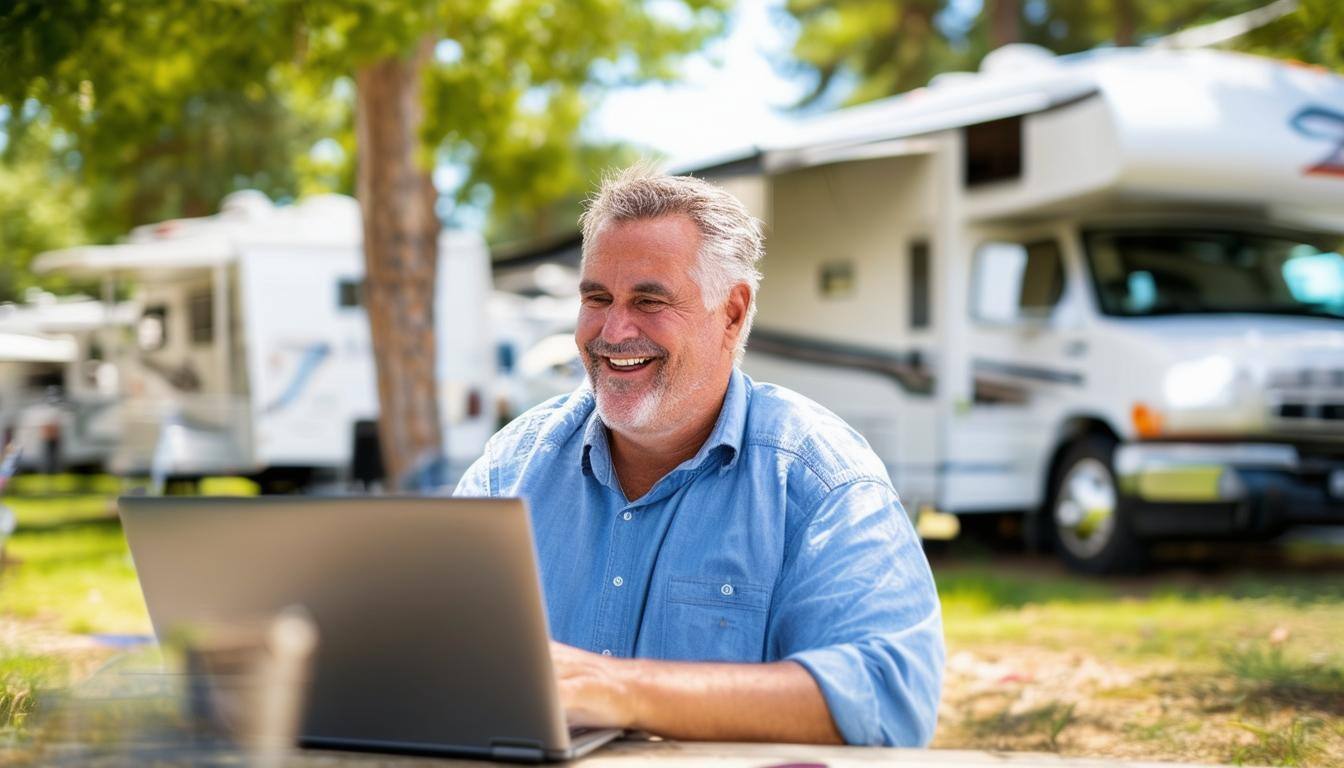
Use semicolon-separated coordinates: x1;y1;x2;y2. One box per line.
1114;442;1344;537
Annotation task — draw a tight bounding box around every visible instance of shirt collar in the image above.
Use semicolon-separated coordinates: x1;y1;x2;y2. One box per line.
580;366;750;483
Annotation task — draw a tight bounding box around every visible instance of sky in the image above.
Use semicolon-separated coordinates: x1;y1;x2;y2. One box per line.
586;1;807;166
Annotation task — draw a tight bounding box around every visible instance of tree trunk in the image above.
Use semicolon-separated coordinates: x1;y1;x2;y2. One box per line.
1115;0;1137;46
989;0;1021;48
354;36;442;488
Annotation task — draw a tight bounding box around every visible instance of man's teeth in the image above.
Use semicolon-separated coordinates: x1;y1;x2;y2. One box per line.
610;357;651;366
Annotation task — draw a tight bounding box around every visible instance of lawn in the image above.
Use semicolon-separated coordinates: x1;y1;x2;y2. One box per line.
1;487;1341;766
931;550;1344;766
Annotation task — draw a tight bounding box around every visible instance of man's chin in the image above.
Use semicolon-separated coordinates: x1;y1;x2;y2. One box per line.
594;389;663;432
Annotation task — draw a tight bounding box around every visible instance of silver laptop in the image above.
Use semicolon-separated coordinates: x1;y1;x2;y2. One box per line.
118;495;621;761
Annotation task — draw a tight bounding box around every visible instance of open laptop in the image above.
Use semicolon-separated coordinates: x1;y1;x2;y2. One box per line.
118;495;621;762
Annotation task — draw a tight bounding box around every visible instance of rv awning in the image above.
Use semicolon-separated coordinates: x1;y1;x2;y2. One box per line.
33;237;235;279
0;333;78;363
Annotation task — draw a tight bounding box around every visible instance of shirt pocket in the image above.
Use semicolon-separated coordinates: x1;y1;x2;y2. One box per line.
661;577;770;663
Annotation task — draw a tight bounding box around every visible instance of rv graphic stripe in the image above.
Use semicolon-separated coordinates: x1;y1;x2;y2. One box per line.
1291;105;1344;178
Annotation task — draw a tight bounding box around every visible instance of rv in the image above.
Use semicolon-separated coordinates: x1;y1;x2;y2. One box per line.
35;191;495;489
501;45;1344;572
0;293;136;472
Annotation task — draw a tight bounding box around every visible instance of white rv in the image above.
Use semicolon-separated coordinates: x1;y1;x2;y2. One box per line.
0;294;136;472
684;46;1344;572
35;192;495;489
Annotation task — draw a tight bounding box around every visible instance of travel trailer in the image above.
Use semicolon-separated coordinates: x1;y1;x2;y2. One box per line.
0;294;136;472
502;46;1344;572
35;192;495;489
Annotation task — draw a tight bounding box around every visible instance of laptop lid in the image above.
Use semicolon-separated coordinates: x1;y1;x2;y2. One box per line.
118;495;577;759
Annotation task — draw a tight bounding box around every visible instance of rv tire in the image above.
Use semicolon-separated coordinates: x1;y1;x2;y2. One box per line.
1048;436;1146;574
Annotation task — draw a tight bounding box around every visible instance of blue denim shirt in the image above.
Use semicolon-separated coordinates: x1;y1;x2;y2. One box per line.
453;368;944;746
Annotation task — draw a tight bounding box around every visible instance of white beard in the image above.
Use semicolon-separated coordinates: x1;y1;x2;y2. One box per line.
592;374;665;432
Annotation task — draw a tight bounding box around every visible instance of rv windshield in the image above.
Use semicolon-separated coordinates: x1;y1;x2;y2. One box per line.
1083;229;1344;319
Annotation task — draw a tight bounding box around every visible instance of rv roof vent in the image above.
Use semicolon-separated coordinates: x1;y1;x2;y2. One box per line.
980;44;1056;75
220;189;273;220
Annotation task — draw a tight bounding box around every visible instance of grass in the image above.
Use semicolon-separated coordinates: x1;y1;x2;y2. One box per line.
0;505;149;636
931;554;1344;766
0;489;1341;765
0;651;66;735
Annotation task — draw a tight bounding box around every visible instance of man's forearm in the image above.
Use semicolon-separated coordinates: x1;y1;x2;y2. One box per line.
552;642;843;745
624;658;843;744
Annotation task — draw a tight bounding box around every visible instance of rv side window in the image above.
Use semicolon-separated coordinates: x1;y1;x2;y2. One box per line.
964;116;1022;187
818;261;855;299
338;279;363;309
909;240;930;329
188;290;213;345
972;240;1065;324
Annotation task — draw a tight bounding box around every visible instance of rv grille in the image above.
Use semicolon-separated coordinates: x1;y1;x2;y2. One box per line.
1267;368;1344;430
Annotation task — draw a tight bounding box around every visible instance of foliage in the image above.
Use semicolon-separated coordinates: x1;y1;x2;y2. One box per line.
781;0;1344;108
0;125;91;302
0;0;729;244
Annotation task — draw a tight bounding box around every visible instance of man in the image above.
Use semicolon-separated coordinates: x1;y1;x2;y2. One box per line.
455;167;943;746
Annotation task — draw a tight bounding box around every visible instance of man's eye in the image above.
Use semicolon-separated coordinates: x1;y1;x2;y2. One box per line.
582;295;611;306
636;298;665;310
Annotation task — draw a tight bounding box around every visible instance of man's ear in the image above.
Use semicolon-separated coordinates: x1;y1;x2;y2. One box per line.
723;283;751;350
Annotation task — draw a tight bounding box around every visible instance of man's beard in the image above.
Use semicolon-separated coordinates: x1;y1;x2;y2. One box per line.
583;337;672;432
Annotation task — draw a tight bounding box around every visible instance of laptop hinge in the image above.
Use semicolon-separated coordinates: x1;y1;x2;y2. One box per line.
490;739;547;763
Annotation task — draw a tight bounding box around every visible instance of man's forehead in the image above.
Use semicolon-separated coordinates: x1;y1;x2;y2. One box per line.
581;215;701;289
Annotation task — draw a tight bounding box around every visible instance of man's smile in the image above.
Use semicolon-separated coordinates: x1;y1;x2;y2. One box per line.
603;355;659;373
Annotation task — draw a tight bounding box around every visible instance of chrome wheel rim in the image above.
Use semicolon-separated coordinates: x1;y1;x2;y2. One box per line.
1054;457;1117;560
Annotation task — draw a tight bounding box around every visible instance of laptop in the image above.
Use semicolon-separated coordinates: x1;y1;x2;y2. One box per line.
118;495;622;762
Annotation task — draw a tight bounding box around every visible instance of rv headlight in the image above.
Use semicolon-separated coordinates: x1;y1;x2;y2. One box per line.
1162;355;1237;410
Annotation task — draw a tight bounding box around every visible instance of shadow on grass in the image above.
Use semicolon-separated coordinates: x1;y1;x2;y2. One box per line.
933;554;1344;609
1222;646;1344;715
12;517;123;537
960;698;1077;752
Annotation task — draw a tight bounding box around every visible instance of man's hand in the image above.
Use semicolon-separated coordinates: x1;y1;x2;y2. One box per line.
549;641;636;729
548;641;843;744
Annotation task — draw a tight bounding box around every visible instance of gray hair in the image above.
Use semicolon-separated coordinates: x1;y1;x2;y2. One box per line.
578;164;765;359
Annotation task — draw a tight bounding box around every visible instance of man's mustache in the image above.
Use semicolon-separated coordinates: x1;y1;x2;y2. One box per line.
584;338;668;359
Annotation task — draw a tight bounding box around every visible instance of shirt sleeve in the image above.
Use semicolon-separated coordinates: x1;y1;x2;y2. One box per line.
452;441;493;497
772;480;944;747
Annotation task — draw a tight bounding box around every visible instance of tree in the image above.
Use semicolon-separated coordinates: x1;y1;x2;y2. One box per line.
780;0;1336;109
782;0;970;106
0;0;728;485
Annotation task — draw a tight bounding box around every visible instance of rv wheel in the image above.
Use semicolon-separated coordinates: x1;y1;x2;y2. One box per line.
1048;436;1145;574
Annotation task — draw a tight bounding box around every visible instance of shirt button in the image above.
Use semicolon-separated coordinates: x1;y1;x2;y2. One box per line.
601;649;612;656
720;584;734;596
612;576;624;588
622;511;632;521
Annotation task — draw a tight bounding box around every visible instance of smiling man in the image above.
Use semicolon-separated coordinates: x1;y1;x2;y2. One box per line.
454;166;943;746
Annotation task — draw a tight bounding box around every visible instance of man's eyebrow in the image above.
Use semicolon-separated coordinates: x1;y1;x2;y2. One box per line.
579;280;607;294
630;282;674;298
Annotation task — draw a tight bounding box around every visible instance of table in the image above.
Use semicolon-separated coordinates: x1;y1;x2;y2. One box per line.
26;738;1242;767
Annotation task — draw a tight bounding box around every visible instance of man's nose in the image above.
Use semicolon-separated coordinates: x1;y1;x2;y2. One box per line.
600;303;641;344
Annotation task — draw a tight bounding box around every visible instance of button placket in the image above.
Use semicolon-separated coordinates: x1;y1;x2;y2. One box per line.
596;504;639;657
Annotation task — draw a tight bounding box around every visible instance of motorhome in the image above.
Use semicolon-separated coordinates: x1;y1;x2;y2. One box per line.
35;191;495;489
501;45;1344;572
0;293;136;472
